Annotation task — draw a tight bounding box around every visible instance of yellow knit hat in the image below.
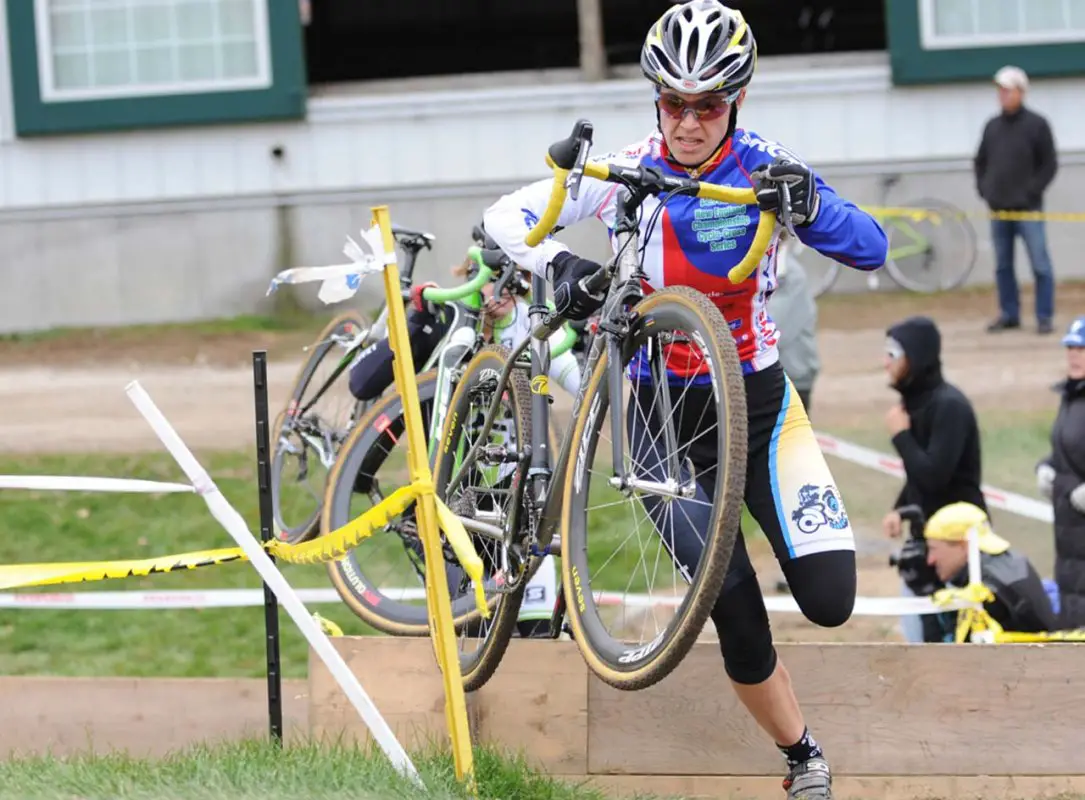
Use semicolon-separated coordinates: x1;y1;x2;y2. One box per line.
925;502;1010;555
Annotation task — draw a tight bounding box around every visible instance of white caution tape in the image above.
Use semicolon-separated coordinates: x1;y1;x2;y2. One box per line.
266;224;387;305
815;432;1053;524
0;475;195;494
0;586;975;616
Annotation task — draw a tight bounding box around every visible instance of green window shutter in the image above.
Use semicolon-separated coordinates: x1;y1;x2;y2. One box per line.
6;0;306;137
886;0;1085;86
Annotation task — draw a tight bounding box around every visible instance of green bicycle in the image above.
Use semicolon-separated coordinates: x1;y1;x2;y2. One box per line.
783;172;978;297
319;243;578;647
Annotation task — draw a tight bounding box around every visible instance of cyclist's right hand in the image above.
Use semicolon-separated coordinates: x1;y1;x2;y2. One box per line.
882;510;903;539
549;251;605;321
409;282;439;316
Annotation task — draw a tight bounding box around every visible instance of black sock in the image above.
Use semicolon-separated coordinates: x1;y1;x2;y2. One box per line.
777;727;823;769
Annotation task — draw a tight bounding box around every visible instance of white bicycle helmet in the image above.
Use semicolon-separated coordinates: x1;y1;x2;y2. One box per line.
640;0;757;96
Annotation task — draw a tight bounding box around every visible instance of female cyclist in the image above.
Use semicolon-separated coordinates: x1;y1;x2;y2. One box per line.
483;2;888;798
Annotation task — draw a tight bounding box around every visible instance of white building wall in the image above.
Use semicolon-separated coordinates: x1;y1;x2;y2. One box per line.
2;52;1084;333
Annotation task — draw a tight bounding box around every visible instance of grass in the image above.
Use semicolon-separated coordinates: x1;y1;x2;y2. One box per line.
0;449;381;679
0;738;657;800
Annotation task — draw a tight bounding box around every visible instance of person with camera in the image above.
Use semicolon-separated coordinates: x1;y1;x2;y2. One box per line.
923;502;1056;639
879;316;987;641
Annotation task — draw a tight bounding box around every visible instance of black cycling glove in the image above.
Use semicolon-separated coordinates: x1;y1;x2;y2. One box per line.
751;156;821;227
548;251;605;321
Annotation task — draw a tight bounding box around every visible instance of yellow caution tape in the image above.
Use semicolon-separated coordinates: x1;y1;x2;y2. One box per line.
862;205;1085;223
0;547;247;591
267;483;422;565
0;483;481;601
433;495;490;619
313;612;344;637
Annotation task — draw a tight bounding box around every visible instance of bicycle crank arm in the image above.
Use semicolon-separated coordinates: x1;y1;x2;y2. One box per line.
609;475;698;500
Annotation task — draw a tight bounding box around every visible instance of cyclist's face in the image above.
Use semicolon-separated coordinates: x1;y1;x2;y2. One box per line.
482;283;515;318
926;539;967;582
657;89;739;166
1067;345;1085;380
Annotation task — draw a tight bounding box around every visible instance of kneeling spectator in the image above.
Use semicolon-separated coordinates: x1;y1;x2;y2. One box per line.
924;502;1056;639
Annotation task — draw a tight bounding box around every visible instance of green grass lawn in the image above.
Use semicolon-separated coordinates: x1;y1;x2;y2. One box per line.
0;738;650;800
0;449;380;679
0;401;1058;679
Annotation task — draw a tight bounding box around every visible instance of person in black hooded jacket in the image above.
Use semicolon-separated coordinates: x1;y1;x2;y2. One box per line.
881;316;987;527
880;316;987;641
1035;315;1085;628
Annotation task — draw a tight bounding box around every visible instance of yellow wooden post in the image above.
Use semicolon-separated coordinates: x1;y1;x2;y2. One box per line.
370;205;477;793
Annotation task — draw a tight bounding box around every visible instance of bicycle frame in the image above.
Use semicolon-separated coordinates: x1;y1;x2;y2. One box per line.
445;188;677;576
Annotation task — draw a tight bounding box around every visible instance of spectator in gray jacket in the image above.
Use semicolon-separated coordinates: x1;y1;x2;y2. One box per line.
770;240;820;416
973;65;1058;335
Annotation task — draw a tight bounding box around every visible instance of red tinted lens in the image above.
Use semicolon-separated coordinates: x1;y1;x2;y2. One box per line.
657;93;730;121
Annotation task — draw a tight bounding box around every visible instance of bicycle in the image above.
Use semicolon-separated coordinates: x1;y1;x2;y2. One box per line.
782;173;978;297
320;243;579;639
270;224;442;544
432;119;779;692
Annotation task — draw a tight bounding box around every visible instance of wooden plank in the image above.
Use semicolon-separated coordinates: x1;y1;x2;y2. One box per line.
588;642;1085;776
0;676;308;758
471;639;589;775
591;775;1085;800
308;637;479;751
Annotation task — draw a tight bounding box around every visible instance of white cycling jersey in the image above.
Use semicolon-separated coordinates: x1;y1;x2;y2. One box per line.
490;298;581;397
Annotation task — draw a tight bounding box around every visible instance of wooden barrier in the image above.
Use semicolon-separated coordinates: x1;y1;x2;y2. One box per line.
309;637;1085;799
0;677;308;758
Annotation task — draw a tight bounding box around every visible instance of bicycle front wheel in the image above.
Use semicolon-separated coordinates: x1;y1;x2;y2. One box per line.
434;344;534;692
561;286;747;691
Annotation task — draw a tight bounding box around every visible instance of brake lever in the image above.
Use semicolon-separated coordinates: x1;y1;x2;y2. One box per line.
778;181;797;240
565;135;592;201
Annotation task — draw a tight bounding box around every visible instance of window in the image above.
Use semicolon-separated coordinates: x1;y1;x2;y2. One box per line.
34;0;272;101
920;0;1085;49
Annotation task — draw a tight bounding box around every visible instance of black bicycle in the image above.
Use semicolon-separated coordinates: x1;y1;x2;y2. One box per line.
433;119;782;691
270;224;436;544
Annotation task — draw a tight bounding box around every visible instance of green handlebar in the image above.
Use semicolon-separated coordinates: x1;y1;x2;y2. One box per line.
421;246;494;304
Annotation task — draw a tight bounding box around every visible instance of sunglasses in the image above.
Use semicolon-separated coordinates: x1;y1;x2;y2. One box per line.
885;337;904;361
656;90;738;122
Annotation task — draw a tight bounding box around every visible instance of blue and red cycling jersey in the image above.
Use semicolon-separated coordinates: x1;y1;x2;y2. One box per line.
484;127;888;381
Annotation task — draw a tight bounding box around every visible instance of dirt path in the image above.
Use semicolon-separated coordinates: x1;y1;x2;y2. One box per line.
3;283;1075;454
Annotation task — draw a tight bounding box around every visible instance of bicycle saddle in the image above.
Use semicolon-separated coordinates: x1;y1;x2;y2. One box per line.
391;223;435;249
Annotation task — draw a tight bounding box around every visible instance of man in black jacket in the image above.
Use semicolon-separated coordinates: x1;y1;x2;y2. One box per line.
881;316;987;641
973;65;1058;335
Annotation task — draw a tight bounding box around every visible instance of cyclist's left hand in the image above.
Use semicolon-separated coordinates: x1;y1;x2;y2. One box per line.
751;157;821;227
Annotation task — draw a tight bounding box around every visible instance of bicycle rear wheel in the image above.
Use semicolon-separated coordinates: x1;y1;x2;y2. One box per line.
272;311;368;544
885;199;977;293
561;286;747;691
321;370;479;634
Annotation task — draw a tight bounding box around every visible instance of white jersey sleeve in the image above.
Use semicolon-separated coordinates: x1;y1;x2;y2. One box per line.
549;349;581;397
482;175;614;277
482;133;657;278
